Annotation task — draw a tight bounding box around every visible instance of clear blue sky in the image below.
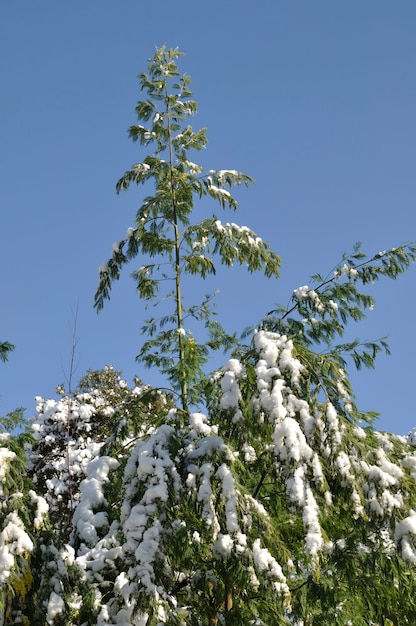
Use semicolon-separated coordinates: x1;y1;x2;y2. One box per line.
1;1;415;434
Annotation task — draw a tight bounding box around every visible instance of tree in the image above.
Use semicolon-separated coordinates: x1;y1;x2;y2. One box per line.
0;341;25;435
23;367;174;625
90;47;416;624
28;366;174;543
0;342;41;625
4;48;416;625
27;246;416;624
94;46;280;413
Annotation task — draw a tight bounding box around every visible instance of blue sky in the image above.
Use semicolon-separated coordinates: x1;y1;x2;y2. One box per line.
1;1;415;434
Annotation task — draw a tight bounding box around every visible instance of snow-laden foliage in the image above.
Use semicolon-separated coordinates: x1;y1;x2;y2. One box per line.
0;367;171;625
4;332;416;624
28;367;173;543
2;48;416;625
0;431;46;624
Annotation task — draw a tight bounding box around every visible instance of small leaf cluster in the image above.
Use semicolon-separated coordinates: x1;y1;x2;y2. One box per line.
0;341;15;363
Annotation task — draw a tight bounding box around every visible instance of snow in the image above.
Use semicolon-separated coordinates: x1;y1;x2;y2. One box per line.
302;489;323;556
213;219;264;249
326;403;342;447
252;539;289;595
242;443;257;463
402;454;416;479
112;240;122;254
125;226;135;240
274;417;313;463
28;489;49;530
216;464;239;533
376;449;404;481
395;512;416;563
188;412;212;436
335;451;352;478
187;434;236;462
293;285;309;301
0;512;34;583
8;323;416;623
334;264;358;280
46;591;65;624
286;466;307;506
196;462;220;536
254;330;303;392
0;447;15;482
220;359;245;410
0;545;14;582
213;533;234;558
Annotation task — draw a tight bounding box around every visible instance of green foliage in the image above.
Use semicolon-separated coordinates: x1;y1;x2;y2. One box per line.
0;408;26;434
88;49;416;624
0;339;26;433
95;46;281;411
4;48;416;626
0;341;15;363
260;243;416;424
0;429;40;626
264;242;416;350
